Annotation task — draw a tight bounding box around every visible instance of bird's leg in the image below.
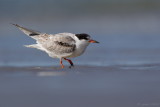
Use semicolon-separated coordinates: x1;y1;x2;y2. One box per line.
60;58;64;68
63;58;74;68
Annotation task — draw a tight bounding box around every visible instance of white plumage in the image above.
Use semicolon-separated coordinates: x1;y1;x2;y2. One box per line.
13;24;99;68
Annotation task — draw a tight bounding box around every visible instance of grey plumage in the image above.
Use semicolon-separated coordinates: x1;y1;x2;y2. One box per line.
42;34;76;55
12;24;99;68
13;24;76;58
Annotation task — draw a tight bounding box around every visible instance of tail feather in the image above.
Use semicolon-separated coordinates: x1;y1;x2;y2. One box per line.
24;44;45;51
24;44;39;48
12;23;41;39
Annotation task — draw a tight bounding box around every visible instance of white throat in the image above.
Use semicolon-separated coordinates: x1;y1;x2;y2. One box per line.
71;36;90;57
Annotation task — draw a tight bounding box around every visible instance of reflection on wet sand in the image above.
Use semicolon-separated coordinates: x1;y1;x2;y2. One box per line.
37;71;67;77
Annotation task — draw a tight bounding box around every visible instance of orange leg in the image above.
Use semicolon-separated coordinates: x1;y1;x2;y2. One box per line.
64;58;74;68
60;58;64;68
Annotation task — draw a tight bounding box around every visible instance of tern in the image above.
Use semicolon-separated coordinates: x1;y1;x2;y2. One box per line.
12;24;99;68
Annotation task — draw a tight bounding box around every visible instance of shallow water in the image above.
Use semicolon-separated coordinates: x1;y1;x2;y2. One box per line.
1;33;160;67
1;13;160;67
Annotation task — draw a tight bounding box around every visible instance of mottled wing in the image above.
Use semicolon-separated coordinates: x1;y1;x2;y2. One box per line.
41;33;76;56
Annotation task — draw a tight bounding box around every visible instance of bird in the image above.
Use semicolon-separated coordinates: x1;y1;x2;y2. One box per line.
12;24;99;68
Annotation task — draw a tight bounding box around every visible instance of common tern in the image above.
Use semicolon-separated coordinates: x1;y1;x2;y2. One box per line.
12;24;99;68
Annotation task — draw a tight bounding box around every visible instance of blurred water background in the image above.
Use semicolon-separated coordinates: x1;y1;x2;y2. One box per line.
1;1;160;107
1;0;160;67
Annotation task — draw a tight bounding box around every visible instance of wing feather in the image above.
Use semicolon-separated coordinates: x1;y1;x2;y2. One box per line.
12;23;44;40
41;33;76;56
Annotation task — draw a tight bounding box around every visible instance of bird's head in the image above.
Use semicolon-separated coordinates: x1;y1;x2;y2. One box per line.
75;33;99;44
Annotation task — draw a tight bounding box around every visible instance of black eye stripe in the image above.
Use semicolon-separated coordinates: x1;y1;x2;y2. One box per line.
75;33;90;40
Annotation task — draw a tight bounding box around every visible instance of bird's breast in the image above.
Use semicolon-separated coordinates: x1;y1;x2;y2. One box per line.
69;45;87;58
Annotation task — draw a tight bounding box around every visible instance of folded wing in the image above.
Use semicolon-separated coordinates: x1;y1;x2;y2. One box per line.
41;33;76;56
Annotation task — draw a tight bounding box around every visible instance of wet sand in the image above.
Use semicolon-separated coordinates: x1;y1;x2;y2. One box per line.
0;65;160;107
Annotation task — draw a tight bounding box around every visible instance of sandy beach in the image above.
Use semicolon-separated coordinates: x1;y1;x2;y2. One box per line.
0;65;160;107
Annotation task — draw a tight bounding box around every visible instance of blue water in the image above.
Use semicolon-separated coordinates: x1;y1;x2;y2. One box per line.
0;12;160;67
1;32;160;67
